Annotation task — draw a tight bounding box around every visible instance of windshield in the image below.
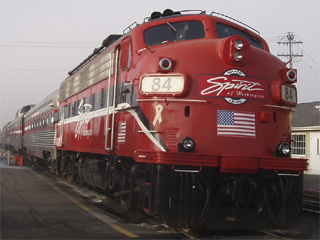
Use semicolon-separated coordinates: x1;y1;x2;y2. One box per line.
216;23;263;49
144;21;205;46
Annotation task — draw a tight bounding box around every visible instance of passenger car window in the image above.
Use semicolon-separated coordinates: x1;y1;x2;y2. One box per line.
48;113;52;128
144;21;205;46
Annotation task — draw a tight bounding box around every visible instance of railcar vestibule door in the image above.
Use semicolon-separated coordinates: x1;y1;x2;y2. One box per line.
106;38;133;155
105;48;120;152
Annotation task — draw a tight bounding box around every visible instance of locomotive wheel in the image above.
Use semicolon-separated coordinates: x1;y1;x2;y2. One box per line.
60;152;74;182
116;176;136;210
51;166;57;174
66;160;75;182
105;160;112;192
77;159;84;185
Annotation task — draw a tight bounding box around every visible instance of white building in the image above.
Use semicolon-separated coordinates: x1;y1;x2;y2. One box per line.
291;101;320;175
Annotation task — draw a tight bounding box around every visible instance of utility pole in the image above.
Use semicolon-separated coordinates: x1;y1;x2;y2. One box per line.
277;32;303;68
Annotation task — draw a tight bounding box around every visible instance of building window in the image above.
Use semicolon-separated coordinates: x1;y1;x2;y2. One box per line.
291;134;306;155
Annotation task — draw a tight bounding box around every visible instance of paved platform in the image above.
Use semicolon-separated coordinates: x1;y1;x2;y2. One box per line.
304;174;320;197
0;157;179;239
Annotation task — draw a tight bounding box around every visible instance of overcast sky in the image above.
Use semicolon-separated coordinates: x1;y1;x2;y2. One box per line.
0;0;319;127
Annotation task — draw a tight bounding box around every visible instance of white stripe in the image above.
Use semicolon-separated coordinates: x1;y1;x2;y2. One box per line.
64;108;109;124
218;125;255;129
128;108;166;151
62;103;166;152
234;113;255;117
218;132;256;137
234;117;255;121
234;121;256;125
218;128;256;133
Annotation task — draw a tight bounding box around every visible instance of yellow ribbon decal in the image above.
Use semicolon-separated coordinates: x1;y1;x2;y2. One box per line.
153;104;163;126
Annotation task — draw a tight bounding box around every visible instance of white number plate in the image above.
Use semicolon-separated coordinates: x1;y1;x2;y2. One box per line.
140;74;185;95
281;84;297;104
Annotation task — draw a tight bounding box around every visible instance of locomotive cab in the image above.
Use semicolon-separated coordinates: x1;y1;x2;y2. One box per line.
119;10;306;230
126;11;297;161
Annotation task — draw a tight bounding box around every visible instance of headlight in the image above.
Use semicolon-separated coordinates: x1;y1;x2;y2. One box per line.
234;39;244;50
234;52;243;62
183;139;194;150
276;142;291;157
179;137;196;153
221;36;251;65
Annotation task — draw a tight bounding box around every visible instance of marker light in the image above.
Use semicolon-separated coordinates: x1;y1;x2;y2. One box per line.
287;69;297;82
281;68;297;84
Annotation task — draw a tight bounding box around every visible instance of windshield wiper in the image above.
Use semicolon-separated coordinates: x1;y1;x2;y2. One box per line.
165;20;182;38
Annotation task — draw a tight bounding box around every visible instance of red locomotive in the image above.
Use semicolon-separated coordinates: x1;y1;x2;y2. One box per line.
2;10;308;230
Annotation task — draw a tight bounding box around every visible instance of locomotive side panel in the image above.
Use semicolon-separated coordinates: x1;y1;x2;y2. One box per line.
56;48;118;154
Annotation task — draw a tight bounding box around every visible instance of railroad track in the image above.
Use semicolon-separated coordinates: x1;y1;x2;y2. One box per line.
303;192;320;214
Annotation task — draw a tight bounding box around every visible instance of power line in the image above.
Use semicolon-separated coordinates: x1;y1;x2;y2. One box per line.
277;32;303;68
300;60;319;74
268;34;318;71
0;68;67;72
1;41;100;44
296;45;319;67
0;44;96;48
0;40;100;48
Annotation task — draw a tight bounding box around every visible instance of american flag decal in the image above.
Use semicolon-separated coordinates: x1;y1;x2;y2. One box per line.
217;110;256;137
117;121;126;143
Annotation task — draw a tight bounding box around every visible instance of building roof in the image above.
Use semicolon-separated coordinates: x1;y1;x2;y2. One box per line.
292;101;320;127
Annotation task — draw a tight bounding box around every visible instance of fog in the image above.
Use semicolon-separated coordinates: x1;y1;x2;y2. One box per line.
0;0;319;127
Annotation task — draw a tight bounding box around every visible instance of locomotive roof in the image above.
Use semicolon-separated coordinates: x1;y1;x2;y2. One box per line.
67;34;123;77
144;10;259;35
65;10;261;80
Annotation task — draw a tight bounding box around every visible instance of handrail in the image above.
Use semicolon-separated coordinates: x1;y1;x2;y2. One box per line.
211;11;260;35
